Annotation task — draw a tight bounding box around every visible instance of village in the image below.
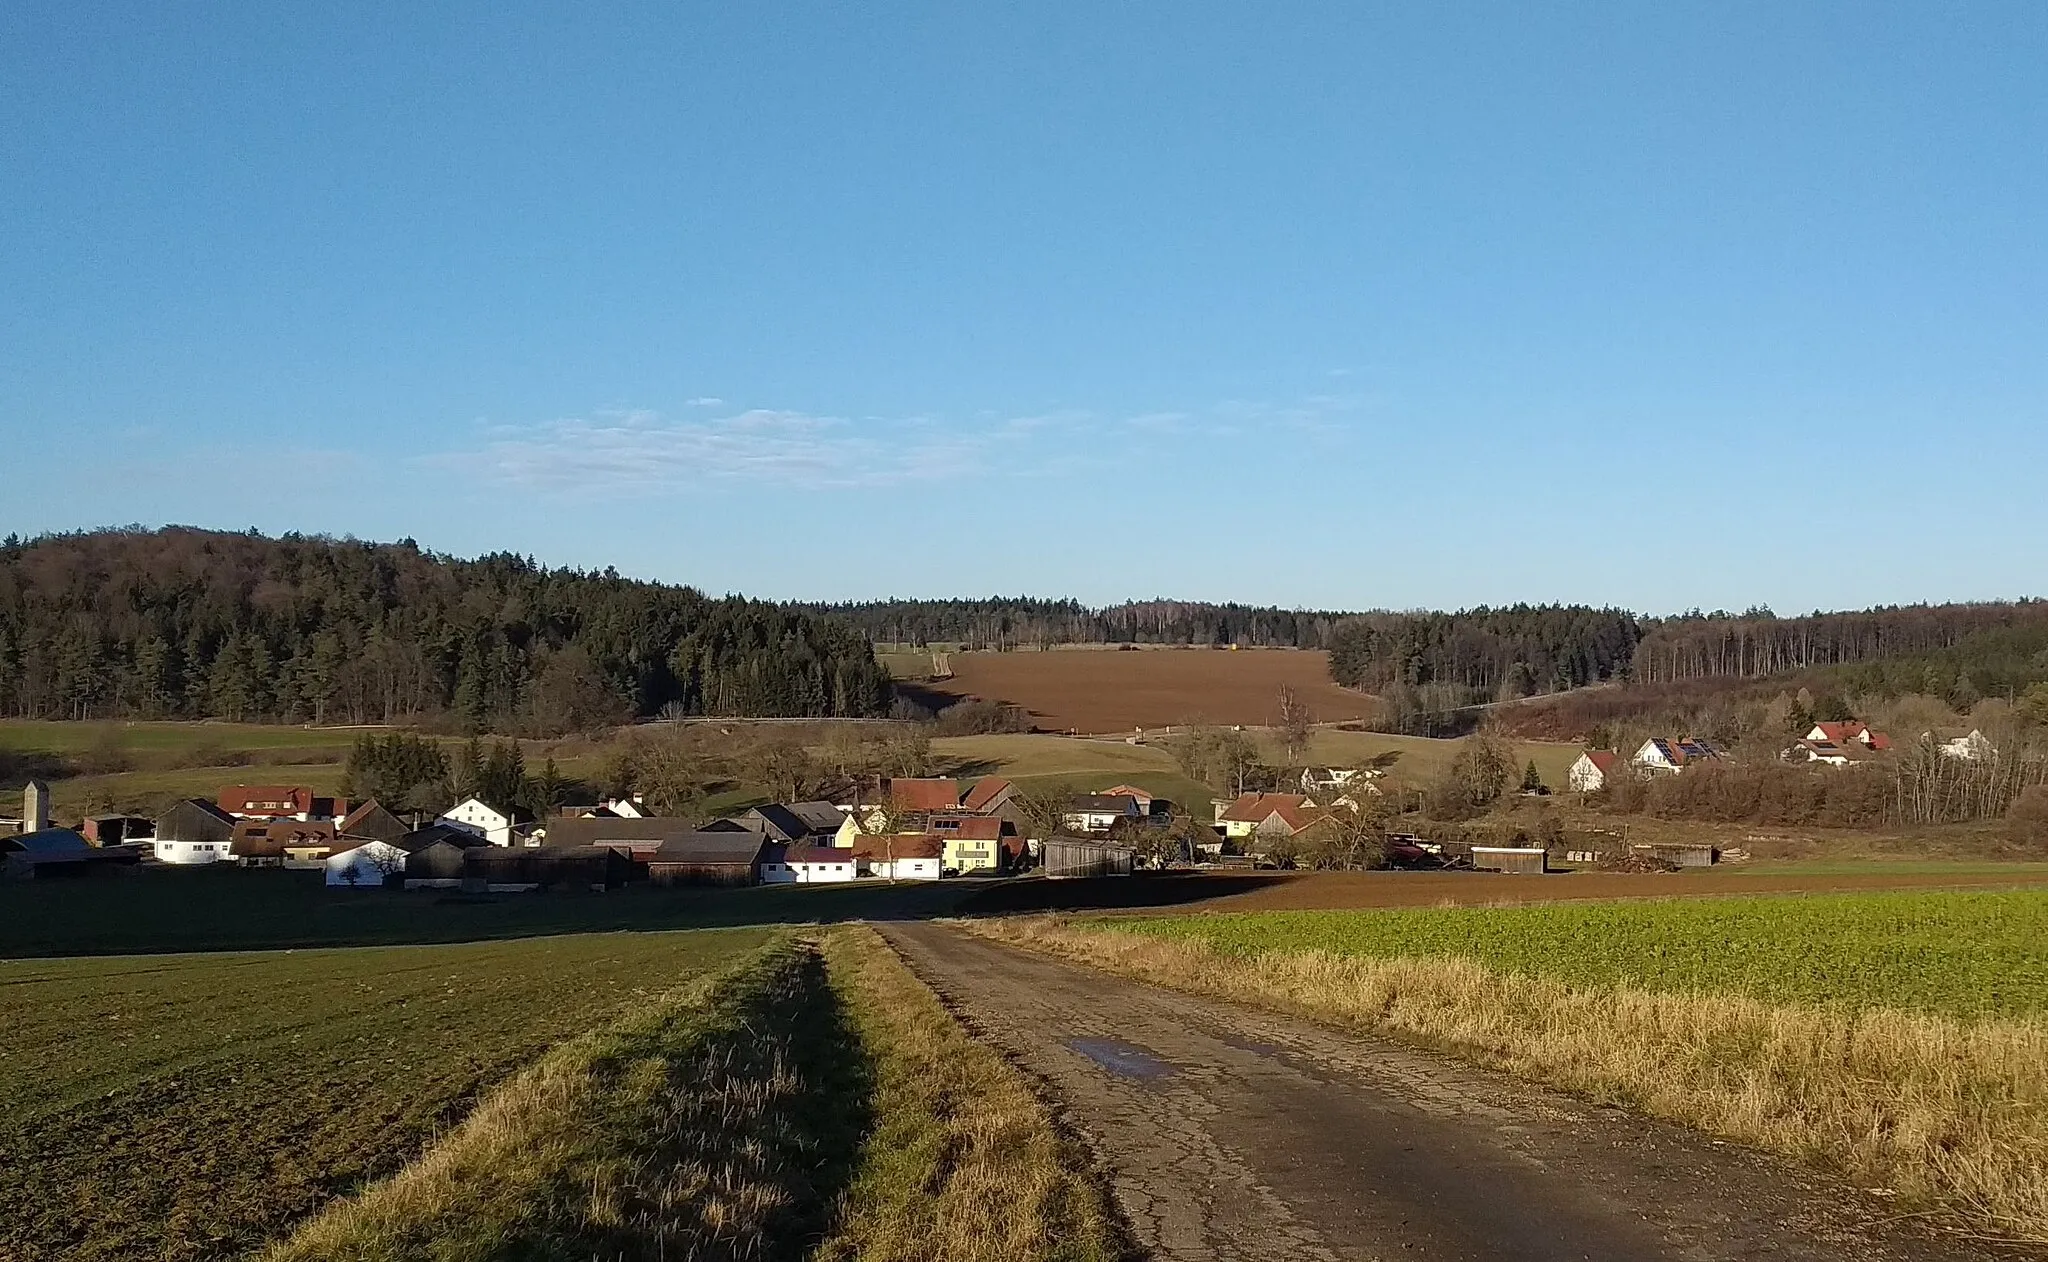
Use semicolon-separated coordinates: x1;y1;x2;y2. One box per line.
0;769;1317;889
4;711;2001;890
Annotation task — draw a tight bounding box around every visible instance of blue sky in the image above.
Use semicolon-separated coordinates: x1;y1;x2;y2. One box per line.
4;2;2043;613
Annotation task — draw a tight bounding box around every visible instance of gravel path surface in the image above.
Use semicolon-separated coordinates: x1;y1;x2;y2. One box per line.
881;922;2014;1262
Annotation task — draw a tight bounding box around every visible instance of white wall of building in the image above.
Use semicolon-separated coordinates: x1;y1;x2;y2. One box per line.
439;799;515;846
155;838;232;865
326;841;406;888
868;856;943;880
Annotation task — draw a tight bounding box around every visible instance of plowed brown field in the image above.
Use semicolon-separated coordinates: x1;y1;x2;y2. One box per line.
909;648;1376;733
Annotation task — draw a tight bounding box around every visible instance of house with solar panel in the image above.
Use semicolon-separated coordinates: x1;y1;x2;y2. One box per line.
1631;737;1724;773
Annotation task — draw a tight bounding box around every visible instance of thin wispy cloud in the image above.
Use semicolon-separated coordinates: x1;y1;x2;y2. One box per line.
438;386;1380;494
442;407;1000;491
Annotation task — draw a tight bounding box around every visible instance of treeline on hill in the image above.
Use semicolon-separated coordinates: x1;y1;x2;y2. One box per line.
0;529;891;734
1332;602;2048;737
807;597;1353;650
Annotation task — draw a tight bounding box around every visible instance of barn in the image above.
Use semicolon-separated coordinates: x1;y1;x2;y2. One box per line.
1471;846;1549;874
1043;837;1136;879
645;834;775;886
462;845;640;892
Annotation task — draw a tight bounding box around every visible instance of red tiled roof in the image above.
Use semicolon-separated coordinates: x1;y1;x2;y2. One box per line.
1584;751;1620;772
1814;722;1866;745
889;778;962;812
784;845;858;866
1094;784;1153;805
230;819;338;858
1866;731;1893;751
1218;793;1310;823
960;776;1013;813
853;834;945;861
219;785;313;817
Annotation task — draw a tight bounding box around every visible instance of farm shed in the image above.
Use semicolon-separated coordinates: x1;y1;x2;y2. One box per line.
1630;842;1719;868
544;817;740;861
462;845;640;892
1044;837;1136;879
1471;846;1549;874
155;798;237;846
398;826;498;888
645;835;775;886
0;829;142;878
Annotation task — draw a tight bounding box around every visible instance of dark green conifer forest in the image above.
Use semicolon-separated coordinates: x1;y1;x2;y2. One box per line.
0;528;891;732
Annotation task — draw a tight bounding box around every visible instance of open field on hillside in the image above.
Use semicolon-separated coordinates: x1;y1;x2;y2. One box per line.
0;719;379;754
933;729;1583;796
906;647;1379;732
0;929;772;1261
977;890;2048;1244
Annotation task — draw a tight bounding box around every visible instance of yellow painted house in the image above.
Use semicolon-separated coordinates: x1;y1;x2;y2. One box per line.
936;817;1011;872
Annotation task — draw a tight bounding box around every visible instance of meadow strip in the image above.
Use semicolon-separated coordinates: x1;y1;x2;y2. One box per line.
816;926;1128;1262
965;914;2048;1246
262;938;869;1262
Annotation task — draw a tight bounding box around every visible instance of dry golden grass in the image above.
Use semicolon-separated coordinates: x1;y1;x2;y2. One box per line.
816;927;1128;1262
966;916;2048;1246
262;938;867;1262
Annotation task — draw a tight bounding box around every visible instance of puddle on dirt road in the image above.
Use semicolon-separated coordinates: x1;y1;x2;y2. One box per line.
1067;1037;1175;1080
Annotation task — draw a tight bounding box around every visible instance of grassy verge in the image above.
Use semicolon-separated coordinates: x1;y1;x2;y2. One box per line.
817;927;1128;1262
966;910;2048;1246
263;937;871;1262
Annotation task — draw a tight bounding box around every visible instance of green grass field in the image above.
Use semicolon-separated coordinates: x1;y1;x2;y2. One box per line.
0;719;382;754
0;929;774;1261
1099;890;2048;1018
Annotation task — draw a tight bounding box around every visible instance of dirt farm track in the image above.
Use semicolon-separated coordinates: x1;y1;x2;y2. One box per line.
907;648;1378;733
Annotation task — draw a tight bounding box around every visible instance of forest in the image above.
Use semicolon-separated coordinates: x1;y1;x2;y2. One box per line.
1327;602;2048;730
806;597;1354;650
0;529;892;732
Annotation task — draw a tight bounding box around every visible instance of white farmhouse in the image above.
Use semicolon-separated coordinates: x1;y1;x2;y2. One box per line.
854;835;945;880
1632;737;1723;773
1931;729;1996;761
1567;751;1620;792
325;839;408;887
759;845;860;884
437;798;537;847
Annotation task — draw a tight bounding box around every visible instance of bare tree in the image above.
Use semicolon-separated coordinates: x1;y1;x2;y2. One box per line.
1276;685;1315;767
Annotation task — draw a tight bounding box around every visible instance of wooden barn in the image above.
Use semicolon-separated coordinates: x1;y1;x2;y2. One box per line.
1043;837;1136;879
645;834;776;886
1471;846;1549;874
1630;842;1719;868
462;845;640;892
396;825;497;889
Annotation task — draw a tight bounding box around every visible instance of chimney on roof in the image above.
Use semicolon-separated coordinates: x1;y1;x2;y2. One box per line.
24;780;49;833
